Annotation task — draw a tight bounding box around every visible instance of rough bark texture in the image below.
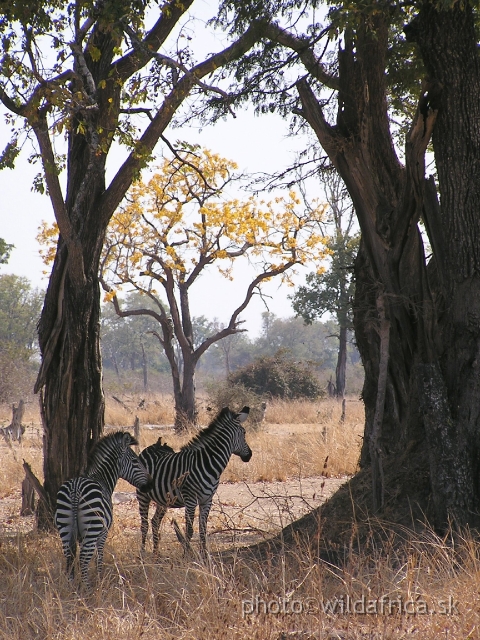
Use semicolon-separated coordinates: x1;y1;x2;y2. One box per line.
294;8;448;528
405;1;480;528
288;1;480;532
36;174;107;529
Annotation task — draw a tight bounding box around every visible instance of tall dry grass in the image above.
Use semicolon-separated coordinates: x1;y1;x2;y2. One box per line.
0;395;471;638
110;395;364;482
0;519;475;638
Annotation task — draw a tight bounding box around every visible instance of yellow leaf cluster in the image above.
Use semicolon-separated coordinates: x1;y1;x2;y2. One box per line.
101;147;331;294
36;220;59;265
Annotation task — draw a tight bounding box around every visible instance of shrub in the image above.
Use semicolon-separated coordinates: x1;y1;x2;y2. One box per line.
205;382;267;429
228;349;324;401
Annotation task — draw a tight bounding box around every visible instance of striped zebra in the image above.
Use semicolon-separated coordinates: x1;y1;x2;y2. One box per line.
137;406;252;555
55;431;153;586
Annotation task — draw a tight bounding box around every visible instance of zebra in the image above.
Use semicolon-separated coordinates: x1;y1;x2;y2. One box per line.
55;431;153;586
137;406;252;555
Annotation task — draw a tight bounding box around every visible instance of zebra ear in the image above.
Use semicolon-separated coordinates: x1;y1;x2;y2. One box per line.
238;406;250;423
123;432;138;447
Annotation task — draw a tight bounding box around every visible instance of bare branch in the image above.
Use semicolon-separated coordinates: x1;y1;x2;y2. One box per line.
100;20;266;222
113;0;196;82
264;22;339;91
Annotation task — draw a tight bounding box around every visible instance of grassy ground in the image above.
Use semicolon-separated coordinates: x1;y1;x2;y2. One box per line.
0;397;474;639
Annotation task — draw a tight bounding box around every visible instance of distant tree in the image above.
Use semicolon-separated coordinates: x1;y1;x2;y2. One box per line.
0;238;14;265
292;174;359;398
255;312;338;371
100;292;168;388
100;146;328;430
0;275;43;401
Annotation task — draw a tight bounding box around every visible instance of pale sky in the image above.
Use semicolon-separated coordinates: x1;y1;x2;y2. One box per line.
0;107;321;337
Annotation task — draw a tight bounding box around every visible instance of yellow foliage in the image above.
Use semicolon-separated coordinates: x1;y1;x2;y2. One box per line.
31;146;331;302
103;290;116;303
36;221;59;266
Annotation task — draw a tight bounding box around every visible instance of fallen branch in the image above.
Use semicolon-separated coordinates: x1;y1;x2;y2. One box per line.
22;460;53;518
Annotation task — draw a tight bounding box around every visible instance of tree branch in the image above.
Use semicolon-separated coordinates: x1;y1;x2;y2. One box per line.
113;0;196;82
31;114;86;287
264;22;339;91
99;20;266;224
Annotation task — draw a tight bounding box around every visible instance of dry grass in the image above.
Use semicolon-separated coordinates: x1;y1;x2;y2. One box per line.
0;395;473;638
111;395;364;483
0;520;475;638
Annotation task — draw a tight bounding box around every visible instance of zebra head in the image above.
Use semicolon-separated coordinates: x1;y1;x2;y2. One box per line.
118;433;154;492
230;406;252;462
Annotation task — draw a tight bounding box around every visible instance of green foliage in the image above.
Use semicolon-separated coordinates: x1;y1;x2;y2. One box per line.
291;175;359;329
291;231;358;326
0;237;14;264
228;348;324;400
0;274;42;353
0;138;20;170
0;274;43;401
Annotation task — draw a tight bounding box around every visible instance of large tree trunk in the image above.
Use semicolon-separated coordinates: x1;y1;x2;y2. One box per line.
294;10;456;528
293;1;480;532
405;0;480;528
35;187;107;529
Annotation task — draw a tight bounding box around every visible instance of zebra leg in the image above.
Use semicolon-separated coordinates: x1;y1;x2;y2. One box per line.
137;492;151;551
151;504;167;554
79;540;97;588
64;538;77;580
96;528;109;577
198;499;213;556
182;501;196;554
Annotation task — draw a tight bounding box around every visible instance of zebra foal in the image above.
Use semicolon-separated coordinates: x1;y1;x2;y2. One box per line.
137;406;252;555
55;431;153;586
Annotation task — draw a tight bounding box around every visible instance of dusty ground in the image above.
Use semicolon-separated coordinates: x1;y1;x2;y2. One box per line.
0;420;351;553
0;476;348;553
112;474;348;551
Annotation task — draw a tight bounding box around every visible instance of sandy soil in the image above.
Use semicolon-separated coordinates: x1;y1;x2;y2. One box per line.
0;475;348;552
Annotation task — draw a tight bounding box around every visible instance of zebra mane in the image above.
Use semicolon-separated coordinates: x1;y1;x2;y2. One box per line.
180;408;232;451
87;430;137;471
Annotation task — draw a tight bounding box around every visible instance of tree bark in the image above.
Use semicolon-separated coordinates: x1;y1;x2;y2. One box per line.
405;0;480;528
369;292;389;513
290;1;480;531
294;10;442;523
335;325;347;399
36;216;106;529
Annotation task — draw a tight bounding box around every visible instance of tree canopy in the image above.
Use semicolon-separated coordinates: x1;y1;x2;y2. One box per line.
0;238;14;264
0;0;269;524
99;144;329;427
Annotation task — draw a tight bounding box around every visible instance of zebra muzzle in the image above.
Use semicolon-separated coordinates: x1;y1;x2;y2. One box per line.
241;450;252;462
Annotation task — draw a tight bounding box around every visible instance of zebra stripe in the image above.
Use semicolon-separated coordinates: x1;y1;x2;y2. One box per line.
55;431;152;586
137;406;252;555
